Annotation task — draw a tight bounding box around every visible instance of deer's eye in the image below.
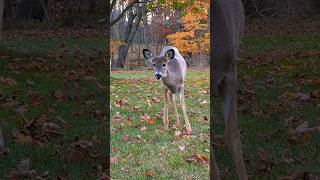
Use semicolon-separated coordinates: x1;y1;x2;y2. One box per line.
153;64;155;67
163;64;166;67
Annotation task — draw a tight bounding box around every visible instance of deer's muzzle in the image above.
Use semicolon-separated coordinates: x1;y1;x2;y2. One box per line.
155;73;162;80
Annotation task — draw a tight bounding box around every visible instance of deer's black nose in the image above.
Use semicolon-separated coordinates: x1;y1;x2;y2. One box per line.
155;73;162;80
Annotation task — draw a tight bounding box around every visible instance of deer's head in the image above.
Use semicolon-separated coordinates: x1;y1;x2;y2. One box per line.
143;49;175;80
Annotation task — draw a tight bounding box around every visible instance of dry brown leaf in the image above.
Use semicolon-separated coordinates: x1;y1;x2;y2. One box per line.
179;144;186;152
140;114;150;122
64;70;80;81
144;170;156;177
12;129;35;146
0;76;17;86
186;153;208;166
30;93;43;107
69;139;97;161
7;159;48;179
122;135;129;143
147;118;156;125
112;112;123;122
256;148;269;161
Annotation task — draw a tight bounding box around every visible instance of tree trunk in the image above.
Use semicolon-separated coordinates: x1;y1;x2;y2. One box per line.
116;6;142;68
39;0;53;28
0;0;4;39
142;5;149;50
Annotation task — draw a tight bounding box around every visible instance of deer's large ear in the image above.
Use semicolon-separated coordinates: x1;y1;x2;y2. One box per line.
143;49;154;61
165;49;175;59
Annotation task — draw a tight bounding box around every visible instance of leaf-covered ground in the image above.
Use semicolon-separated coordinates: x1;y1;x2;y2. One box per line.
111;70;210;179
111;25;320;179
0;29;108;179
213;33;320;179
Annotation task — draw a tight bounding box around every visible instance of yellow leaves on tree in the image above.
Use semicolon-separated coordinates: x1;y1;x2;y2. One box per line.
166;1;209;55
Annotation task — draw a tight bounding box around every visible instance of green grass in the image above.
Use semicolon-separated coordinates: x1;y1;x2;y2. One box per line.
1;29;319;179
111;34;320;179
0;34;107;179
111;70;210;179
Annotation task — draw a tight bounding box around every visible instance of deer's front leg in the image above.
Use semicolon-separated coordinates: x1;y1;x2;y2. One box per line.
163;89;169;130
221;73;248;180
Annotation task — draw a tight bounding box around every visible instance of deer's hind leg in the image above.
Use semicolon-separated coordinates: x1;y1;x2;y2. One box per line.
169;92;180;128
163;89;170;130
179;86;192;133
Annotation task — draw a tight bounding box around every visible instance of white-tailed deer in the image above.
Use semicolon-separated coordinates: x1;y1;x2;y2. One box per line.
211;0;248;180
143;46;192;133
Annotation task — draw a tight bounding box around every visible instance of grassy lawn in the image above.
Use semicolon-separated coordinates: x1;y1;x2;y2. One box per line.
213;34;320;179
0;32;108;179
1;29;319;179
111;34;320;179
111;70;210;179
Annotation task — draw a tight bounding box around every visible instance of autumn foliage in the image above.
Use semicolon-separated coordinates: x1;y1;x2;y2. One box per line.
166;0;210;55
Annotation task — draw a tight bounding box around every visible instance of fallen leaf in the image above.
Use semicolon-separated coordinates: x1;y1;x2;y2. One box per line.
295;92;311;102
69;139;97;161
122;135;129;143
8;158;47;179
186;153;208;166
147;118;156;125
111;156;117;164
256;148;269;161
112;112;123;122
30;93;43;107
64;70;79;81
12;129;35;146
175;130;182;137
179;144;186;152
0;76;17;86
111;147;117;153
144;170;156;177
140;114;150;122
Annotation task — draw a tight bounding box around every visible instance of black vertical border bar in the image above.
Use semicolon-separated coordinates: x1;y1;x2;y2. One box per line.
210;0;216;179
106;0;111;179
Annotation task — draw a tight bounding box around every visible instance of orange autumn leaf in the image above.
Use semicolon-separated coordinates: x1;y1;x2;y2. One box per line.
147;118;156;125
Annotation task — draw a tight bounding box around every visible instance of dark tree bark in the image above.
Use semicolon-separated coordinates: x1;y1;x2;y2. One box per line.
142;5;149;50
39;0;53;27
111;0;139;26
115;5;143;68
0;0;4;39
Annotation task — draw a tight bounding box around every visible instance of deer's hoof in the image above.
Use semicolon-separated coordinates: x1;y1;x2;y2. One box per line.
186;129;192;135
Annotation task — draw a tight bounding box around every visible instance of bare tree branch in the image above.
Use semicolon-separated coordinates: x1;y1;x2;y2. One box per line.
110;0;150;27
111;0;139;26
111;0;117;11
251;0;267;19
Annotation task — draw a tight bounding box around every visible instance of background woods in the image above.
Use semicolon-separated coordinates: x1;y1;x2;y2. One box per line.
1;0;106;28
0;0;319;68
110;0;320;69
110;0;210;69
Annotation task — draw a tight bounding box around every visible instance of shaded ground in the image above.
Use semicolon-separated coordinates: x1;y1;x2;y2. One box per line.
0;29;108;179
213;30;320;178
